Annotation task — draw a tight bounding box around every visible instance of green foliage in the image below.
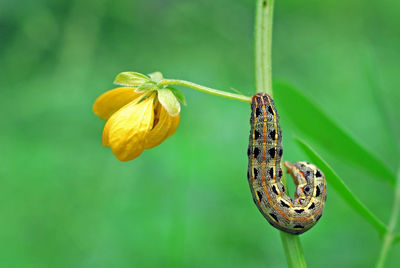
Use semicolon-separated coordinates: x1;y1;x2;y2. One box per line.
167;86;187;106
114;72;150;86
148;71;164;83
296;138;387;235
275;80;399;267
275;79;399;266
157;87;181;116
274;82;395;186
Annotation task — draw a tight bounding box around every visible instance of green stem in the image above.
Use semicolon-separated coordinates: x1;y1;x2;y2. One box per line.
255;0;274;95
376;168;400;268
280;164;307;268
255;1;307;267
281;232;307;268
158;79;251;103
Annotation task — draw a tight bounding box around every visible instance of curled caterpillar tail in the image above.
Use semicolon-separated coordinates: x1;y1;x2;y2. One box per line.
247;93;327;235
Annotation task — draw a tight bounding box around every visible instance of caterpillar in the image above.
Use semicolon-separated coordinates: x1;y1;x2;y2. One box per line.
247;93;327;235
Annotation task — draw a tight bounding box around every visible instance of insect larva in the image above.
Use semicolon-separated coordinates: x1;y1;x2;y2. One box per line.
247;93;327;235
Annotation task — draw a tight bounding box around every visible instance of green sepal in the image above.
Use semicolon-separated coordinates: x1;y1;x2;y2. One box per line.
114;72;150;86
166;86;187;106
148;72;163;83
135;82;158;93
157;88;180;116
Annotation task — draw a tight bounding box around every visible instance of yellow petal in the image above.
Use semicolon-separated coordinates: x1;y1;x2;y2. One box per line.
143;104;180;149
107;94;155;161
166;113;180;138
93;87;142;120
102;118;111;147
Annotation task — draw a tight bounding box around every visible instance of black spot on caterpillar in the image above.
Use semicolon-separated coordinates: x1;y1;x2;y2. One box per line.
267;105;274;114
257;191;263;201
303;185;311;194
269;130;276;139
253;168;258;179
269;168;274;178
248;93;327;235
316;186;321;197
280;200;290;208
269;213;279;223
268;148;276;158
272;185;279;195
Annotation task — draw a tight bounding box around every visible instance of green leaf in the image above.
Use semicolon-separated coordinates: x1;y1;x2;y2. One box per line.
135;82;158;93
274;81;395;186
148;72;163;83
167;86;187;106
114;72;150;86
295;138;388;235
157;88;180;116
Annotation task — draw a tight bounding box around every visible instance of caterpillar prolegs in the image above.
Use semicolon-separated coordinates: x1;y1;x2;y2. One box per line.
247;93;327;235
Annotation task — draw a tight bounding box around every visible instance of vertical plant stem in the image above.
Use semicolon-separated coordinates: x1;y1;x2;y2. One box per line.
280;167;307;268
255;0;274;95
255;1;307;267
281;232;307;268
376;168;400;268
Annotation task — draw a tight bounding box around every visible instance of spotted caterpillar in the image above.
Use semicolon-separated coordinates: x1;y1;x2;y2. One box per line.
247;93;327;235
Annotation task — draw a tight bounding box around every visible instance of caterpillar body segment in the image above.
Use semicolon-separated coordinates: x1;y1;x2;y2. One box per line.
247;93;327;235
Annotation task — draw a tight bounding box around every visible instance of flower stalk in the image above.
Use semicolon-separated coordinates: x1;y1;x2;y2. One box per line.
158;79;251;103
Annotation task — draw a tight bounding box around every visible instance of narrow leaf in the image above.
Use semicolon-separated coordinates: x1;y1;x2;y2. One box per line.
167;86;187;106
114;72;150;86
376;167;400;267
157;88;180;116
295;138;388;235
274;82;395;186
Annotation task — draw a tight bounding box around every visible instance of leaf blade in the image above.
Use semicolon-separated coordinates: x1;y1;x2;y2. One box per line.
114;72;150;86
148;72;163;83
167;86;187;106
157;88;180;117
295;138;388;235
274;81;395;186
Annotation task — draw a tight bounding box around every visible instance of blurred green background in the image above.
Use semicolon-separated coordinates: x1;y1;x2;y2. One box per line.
1;0;399;267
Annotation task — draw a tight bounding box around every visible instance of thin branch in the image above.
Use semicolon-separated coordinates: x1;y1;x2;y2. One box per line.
255;0;274;95
158;79;251;103
279;169;307;268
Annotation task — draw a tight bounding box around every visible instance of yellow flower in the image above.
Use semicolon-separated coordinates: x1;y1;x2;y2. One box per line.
93;87;180;161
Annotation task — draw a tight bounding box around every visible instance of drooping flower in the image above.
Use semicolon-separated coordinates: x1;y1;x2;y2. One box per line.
93;72;185;161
